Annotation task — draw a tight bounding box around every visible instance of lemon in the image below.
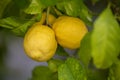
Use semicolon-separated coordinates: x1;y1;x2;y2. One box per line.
39;12;56;25
23;23;57;61
47;13;56;25
52;16;88;49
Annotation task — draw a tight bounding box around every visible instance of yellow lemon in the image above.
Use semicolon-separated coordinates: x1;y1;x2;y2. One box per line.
39;12;56;25
47;13;56;25
23;23;57;61
52;16;88;49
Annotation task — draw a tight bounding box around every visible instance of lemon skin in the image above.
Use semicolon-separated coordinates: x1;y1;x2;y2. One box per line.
52;16;88;49
24;23;57;61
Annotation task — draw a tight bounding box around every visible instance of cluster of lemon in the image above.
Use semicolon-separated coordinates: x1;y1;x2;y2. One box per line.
23;13;88;62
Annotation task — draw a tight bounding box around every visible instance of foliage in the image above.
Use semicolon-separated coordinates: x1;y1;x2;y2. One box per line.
91;7;120;69
58;57;87;80
0;0;120;80
31;66;58;80
108;60;120;80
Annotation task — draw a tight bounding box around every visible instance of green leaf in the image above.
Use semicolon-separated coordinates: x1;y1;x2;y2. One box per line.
11;18;36;36
48;59;64;72
0;17;21;29
108;60;120;80
91;0;99;5
87;68;108;80
0;16;36;37
56;45;69;56
31;66;58;80
91;7;120;69
0;0;12;18
40;0;61;6
58;57;87;80
57;0;80;17
13;0;30;9
56;0;92;25
2;1;20;18
24;0;46;14
77;32;92;68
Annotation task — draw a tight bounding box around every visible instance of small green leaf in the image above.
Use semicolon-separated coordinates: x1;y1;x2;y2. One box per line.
108;60;120;80
56;45;69;56
24;0;46;14
2;1;20;18
0;0;11;18
11;18;36;36
40;0;61;6
56;0;92;25
13;0;30;9
48;59;64;72
0;16;36;37
58;57;87;80
77;32;92;68
31;66;57;80
91;7;120;69
0;17;21;29
87;68;108;80
63;0;80;17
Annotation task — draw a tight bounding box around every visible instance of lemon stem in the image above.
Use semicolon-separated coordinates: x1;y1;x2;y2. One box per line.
107;2;111;9
53;7;63;16
46;7;50;26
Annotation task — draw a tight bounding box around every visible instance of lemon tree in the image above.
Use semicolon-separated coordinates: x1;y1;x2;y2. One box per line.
0;0;120;80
